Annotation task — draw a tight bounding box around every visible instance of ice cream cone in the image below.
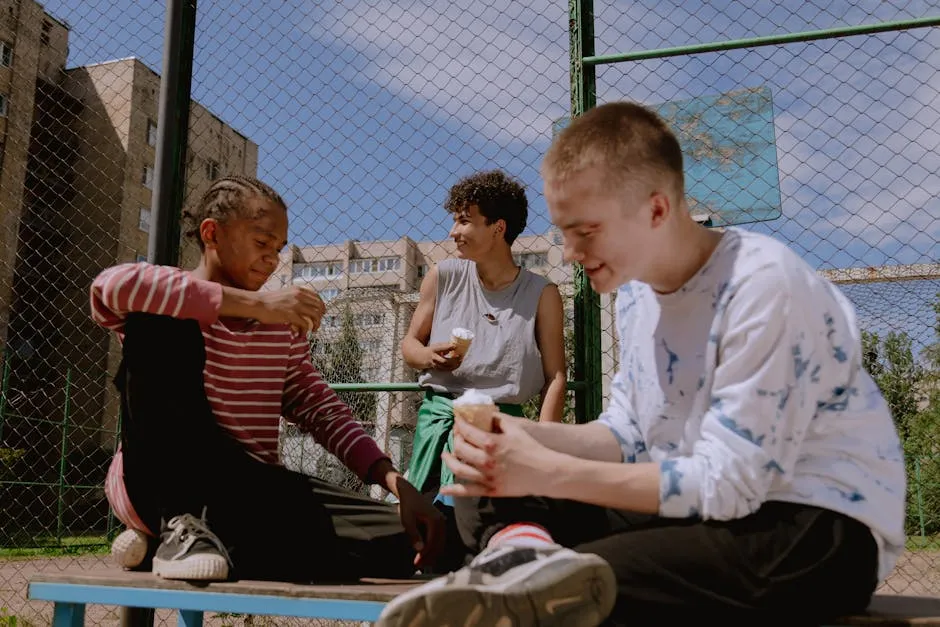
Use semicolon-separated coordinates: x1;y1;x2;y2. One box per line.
453;389;497;432
450;327;475;358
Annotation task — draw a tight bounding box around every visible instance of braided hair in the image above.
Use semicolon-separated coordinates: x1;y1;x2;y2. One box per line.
182;175;287;250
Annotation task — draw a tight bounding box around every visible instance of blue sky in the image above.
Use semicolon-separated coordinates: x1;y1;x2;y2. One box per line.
45;0;939;350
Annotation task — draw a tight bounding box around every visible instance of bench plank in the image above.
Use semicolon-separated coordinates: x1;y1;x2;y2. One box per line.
30;569;421;602
829;595;940;626
29;569;425;624
29;570;940;626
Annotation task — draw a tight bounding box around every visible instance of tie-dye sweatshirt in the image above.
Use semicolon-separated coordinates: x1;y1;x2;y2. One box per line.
597;228;905;582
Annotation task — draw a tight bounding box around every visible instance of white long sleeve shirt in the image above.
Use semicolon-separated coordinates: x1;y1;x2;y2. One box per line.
597;227;906;582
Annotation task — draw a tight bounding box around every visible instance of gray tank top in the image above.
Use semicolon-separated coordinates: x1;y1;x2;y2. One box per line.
418;258;550;404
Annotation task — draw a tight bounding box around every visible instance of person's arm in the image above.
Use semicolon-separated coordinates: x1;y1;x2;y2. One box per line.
90;263;222;332
533;284;567;422
91;262;326;334
520;420;624;463
400;265;458;371
548;271;820;520
282;331;389;482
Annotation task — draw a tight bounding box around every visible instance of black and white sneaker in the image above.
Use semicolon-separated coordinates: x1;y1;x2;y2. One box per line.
376;543;616;627
151;513;231;581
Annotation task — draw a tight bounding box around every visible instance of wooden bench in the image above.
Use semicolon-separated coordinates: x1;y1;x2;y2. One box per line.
28;569;940;626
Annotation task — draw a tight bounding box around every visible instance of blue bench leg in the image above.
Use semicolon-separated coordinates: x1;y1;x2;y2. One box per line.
52;602;85;627
178;610;204;627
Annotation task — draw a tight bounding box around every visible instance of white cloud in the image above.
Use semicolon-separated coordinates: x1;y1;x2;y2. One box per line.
296;1;938;266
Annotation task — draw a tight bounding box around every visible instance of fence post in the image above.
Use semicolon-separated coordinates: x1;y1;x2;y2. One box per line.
568;0;603;423
148;0;197;267
0;352;9;442
56;368;72;543
916;457;926;541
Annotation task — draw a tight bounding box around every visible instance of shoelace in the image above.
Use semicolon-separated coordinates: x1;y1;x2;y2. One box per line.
165;511;234;567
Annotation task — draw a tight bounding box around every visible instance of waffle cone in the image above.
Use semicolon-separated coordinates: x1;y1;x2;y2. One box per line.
453;403;497;432
450;335;473;357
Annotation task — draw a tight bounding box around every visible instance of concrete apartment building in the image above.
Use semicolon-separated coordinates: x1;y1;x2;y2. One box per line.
0;1;257;474
272;233;620;477
0;0;68;353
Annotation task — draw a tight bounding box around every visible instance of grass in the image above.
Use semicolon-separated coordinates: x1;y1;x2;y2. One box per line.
0;606;34;627
0;535;110;560
906;534;940;552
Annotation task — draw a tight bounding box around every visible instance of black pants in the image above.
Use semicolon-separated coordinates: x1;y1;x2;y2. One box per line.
455;493;879;626
115;313;415;582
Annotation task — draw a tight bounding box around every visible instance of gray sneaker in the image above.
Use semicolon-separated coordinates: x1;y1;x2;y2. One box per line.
151;513;231;581
376;543;616;627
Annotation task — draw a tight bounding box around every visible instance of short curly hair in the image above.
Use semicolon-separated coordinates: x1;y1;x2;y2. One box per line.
444;170;528;245
182;175;287;251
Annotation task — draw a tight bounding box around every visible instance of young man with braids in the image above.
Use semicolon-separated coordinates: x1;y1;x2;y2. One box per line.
96;175;444;582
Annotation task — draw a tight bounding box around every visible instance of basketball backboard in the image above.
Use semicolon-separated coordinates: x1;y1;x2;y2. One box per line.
552;85;783;227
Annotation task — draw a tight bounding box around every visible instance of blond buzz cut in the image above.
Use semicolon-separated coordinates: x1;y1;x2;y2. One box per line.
541;101;685;199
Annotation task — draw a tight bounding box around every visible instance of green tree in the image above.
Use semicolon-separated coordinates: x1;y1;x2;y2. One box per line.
862;330;924;441
523;298;577;423
308;304;377;493
328;306;378;426
864;294;940;537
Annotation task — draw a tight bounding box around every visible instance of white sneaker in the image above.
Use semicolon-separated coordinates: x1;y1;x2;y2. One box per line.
376;543;617;627
111;528;149;569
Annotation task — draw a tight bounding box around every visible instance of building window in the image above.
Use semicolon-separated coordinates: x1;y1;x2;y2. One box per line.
40;20;51;45
355;313;385;327
205;159;219;180
142;165;154;189
319;288;340;301
359;339;381;353
0;41;12;67
0;93;8;117
349;257;401;274
138;207;151;233
514;252;548;269
147;119;158;147
416;264;427;279
292;261;343;281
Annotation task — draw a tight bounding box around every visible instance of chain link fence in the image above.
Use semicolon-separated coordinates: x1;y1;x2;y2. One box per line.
588;0;940;596
0;0;937;624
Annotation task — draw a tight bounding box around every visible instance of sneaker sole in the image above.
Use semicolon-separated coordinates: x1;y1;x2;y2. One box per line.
376;552;616;627
111;529;149;569
152;554;229;581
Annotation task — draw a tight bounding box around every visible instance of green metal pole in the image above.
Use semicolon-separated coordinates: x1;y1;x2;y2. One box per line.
916;457;926;541
0;353;9;442
56;368;72;543
583;15;940;65
569;0;603;424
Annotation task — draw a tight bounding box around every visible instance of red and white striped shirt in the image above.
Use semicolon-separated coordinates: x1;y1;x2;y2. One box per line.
91;263;387;534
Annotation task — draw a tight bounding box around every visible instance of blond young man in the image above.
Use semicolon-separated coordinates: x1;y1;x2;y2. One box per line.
376;103;905;627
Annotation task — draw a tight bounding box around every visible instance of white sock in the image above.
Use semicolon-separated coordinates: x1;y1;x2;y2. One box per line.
487;523;555;550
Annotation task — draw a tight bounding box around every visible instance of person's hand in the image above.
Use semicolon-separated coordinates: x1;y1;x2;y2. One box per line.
441;414;560;498
253;287;326;334
390;475;445;569
423;341;462;371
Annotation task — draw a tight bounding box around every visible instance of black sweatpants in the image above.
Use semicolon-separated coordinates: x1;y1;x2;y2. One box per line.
115;313;415;582
455;492;879;625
